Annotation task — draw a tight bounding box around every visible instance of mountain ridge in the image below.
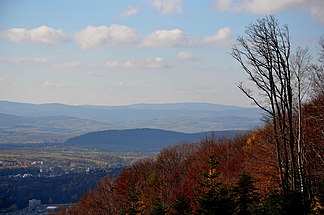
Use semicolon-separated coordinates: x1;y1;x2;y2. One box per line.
0;100;261;121
66;128;245;152
0;100;253;114
0;101;261;143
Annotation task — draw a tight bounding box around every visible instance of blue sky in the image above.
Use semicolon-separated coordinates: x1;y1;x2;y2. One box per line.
0;0;323;106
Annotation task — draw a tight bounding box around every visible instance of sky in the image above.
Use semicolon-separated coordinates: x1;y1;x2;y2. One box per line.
0;0;323;106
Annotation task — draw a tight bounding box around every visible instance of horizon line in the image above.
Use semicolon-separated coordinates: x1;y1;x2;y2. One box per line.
0;99;255;108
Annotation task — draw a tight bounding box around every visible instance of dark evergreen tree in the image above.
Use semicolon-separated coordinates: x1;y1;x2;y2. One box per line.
172;195;192;215
127;184;143;215
232;173;259;215
312;180;324;214
151;193;168;215
197;155;234;215
255;190;284;215
151;200;168;215
257;190;306;215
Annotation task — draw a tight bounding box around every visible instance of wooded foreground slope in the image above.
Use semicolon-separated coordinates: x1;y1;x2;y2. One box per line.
56;95;323;215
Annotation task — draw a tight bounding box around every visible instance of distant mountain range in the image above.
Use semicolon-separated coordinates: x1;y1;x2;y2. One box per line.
0;101;262;143
0;113;112;143
66;128;245;152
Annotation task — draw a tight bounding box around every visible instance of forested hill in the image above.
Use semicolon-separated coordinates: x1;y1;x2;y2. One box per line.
66;128;244;152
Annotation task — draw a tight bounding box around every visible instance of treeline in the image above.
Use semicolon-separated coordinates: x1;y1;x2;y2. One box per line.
55;94;323;215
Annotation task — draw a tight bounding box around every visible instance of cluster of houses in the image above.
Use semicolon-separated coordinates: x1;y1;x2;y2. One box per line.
2;199;74;215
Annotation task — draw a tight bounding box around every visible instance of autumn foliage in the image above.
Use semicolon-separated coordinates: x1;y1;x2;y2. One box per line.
54;93;323;215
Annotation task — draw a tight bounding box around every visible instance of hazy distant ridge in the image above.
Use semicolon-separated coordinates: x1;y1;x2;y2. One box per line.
0;101;261;143
0;101;259;120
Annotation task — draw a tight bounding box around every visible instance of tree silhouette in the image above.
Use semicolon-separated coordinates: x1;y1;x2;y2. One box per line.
232;173;259;215
172;195;193;215
127;183;143;215
151;194;168;215
196;155;233;215
232;16;315;206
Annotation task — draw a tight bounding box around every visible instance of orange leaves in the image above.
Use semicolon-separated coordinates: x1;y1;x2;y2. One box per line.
57;119;324;214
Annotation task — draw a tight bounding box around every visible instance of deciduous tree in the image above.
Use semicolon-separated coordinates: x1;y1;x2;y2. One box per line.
232;16;315;205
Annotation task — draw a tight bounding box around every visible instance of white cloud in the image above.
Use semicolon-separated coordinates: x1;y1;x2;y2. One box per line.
105;60;120;68
104;57;166;69
151;0;182;14
121;6;139;17
203;27;231;44
32;57;50;63
141;29;189;48
0;55;50;64
308;0;324;24
57;60;93;69
176;51;193;60
0;55;93;70
41;81;64;88
74;25;139;49
215;0;324;24
87;71;101;77
1;25;67;45
216;0;301;14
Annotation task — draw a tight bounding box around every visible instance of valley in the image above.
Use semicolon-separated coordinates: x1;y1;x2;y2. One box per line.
0;144;155;210
0;101;259;212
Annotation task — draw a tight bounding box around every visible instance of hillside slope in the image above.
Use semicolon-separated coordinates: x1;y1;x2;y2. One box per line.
66;128;244;152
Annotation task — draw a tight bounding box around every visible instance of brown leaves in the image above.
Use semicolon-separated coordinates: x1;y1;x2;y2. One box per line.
56;96;323;214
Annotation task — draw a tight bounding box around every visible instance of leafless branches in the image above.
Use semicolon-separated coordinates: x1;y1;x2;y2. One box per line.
232;16;319;198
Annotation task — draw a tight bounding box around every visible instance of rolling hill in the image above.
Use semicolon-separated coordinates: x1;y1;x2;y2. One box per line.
65;128;245;152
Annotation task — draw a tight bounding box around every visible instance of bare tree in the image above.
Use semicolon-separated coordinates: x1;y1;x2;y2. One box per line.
291;47;312;197
232;16;313;198
311;36;324;98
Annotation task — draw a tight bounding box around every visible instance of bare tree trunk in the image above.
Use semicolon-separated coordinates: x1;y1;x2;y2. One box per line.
232;16;314;197
291;47;312;197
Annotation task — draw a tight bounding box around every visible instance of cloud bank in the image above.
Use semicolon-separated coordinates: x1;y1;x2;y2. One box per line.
0;55;50;64
104;57;166;69
41;81;64;88
151;0;182;14
203;27;231;44
1;24;231;49
215;0;324;23
216;0;300;14
121;6;139;17
141;29;190;48
74;25;140;49
1;25;67;45
176;51;193;60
